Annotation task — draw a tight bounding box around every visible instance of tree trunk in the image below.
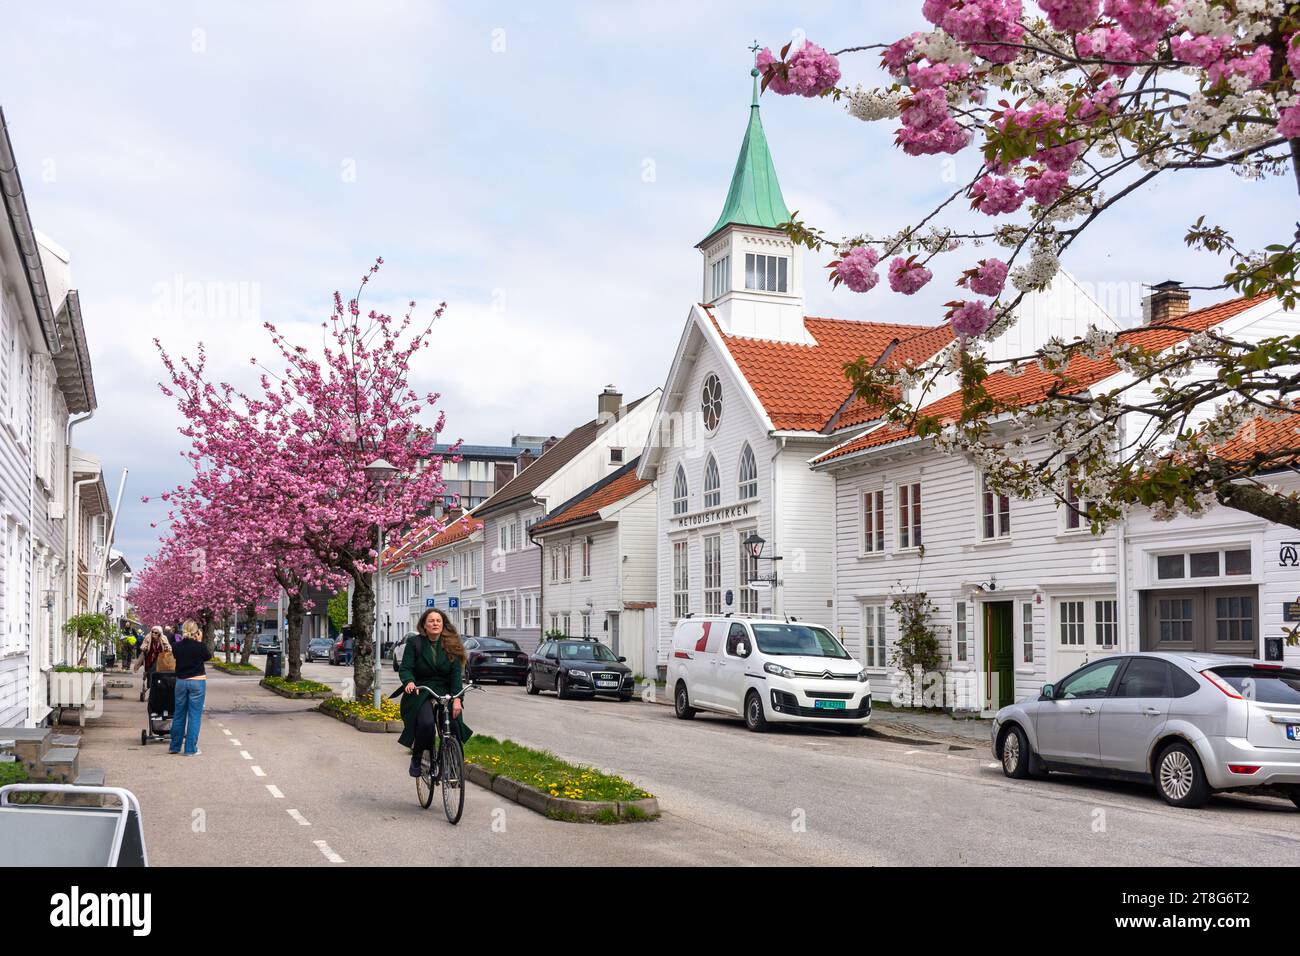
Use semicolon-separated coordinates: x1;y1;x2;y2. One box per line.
285;592;304;682
200;611;216;655
350;572;376;702
239;603;256;666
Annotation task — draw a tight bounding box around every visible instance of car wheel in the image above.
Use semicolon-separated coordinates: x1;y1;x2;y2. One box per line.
1155;741;1211;808
1286;786;1300;811
525;671;539;695
140;730;148;747
674;682;695;720
556;673;570;700
837;724;865;736
744;690;769;733
1000;724;1034;780
618;692;633;702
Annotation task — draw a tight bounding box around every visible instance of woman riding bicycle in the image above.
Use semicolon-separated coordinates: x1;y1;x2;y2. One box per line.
399;608;473;778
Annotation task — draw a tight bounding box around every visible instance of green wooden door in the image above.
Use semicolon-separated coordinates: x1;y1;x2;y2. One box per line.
985;602;1015;709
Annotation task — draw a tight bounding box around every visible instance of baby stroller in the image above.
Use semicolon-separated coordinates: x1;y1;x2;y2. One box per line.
141;671;176;746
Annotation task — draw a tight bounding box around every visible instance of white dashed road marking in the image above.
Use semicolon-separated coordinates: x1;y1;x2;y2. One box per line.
230;739;241;746
240;750;252;760
314;840;345;863
251;766;266;777
222;729;231;736
266;785;284;799
287;809;311;826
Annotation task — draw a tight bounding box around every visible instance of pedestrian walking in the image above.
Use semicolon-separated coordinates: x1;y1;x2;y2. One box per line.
169;619;212;756
343;628;354;666
134;626;172;698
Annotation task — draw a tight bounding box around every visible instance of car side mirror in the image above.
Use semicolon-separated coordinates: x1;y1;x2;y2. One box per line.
1041;683;1055;700
618;656;627;663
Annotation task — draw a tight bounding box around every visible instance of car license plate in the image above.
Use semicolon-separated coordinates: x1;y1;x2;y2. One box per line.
814;700;846;710
1288;725;1300;741
596;680;618;689
496;658;513;665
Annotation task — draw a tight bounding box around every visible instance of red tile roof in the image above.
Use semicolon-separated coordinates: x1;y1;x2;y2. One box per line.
1216;407;1300;467
530;459;650;534
705;307;951;432
813;293;1274;465
387;516;482;572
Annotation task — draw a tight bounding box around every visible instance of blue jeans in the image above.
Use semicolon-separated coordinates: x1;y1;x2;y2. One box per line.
170;679;207;754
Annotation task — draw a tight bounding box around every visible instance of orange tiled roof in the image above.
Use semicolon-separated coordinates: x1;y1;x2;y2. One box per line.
705;307;951;432
1216;407;1300;467
814;293;1274;466
387;516;482;572
531;460;650;534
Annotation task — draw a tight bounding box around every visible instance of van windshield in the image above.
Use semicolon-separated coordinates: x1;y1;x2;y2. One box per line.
751;624;849;659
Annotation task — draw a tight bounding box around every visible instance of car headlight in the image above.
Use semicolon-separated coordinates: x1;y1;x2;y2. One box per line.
567;669;590;681
764;662;794;679
856;670;868;683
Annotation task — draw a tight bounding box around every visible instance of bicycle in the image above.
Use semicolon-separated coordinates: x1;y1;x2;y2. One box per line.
409;684;480;824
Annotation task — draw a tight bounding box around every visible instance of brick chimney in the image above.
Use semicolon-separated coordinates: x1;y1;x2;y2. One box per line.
516;450;535;472
541;435;560;455
598;385;623;424
1143;280;1190;325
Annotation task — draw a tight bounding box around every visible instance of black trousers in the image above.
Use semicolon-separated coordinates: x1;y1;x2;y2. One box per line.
412;698;442;762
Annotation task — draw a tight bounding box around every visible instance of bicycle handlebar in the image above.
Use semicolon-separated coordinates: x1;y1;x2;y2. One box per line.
412;683;481;702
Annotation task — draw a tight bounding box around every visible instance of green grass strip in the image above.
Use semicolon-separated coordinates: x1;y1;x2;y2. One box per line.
464;734;652;802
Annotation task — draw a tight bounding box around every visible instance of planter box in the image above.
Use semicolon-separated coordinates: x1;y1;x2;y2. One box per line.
258;679;335;700
466;761;659;824
49;672;101;708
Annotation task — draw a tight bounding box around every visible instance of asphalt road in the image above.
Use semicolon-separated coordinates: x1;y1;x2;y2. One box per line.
80;658;1300;866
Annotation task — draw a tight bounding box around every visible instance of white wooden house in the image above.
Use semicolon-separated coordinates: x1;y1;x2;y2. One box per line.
812;289;1293;712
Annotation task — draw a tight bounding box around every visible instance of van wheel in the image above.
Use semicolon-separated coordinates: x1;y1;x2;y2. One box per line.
1000;725;1033;779
1155;742;1211;808
744;691;769;733
1285;786;1300;811
525;671;539;696
673;682;695;720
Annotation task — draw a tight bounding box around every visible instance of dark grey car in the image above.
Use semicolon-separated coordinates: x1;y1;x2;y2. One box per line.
992;652;1300;809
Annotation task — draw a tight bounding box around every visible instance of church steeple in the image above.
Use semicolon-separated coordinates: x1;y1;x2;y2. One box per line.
697;54;807;344
702;62;791;244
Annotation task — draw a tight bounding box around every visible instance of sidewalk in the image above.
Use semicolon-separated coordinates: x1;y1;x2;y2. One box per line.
640;685;992;750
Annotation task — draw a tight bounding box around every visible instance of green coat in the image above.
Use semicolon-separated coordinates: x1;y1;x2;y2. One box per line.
397;636;472;748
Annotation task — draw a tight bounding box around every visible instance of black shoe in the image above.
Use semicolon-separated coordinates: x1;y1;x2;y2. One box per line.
408;758;423;778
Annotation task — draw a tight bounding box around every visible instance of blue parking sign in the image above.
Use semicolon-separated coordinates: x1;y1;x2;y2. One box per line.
449;597;459;609
425;598;435;608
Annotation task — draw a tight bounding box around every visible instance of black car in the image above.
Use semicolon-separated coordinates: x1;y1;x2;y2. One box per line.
254;633;280;655
305;638;333;663
526;638;634;701
464;637;529;685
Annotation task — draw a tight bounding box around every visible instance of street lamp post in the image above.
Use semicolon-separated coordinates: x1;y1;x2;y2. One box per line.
365;458;398;710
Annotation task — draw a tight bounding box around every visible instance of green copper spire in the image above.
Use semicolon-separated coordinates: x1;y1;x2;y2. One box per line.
704;55;791;241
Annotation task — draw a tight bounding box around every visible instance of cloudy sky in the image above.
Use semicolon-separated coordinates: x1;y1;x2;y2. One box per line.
1;1;1292;566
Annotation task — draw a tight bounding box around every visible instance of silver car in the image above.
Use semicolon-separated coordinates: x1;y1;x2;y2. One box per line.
992;652;1300;809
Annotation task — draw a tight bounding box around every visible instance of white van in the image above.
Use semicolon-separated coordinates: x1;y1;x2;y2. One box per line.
667;617;871;733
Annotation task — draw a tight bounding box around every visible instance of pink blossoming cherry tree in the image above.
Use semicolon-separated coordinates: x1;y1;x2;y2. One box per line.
758;0;1300;529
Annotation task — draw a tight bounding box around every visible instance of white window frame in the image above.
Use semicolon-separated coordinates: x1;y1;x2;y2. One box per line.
581;538;592;579
703;455;721;509
861;488;885;555
673;465;689;516
710;255;730;301
703;534;721;615
1062;472;1093;533
744;252;788;293
979;473;1011;541
1021;601;1034;665
562;543;572;582
737;443;758;501
897;481;922;550
672;540;690;620
581;611;591;638
737;530;758;615
550;546;560;584
862;602;887;669
954;600;969;664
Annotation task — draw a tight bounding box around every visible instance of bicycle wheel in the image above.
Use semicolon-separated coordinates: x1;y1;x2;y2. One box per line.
415;751;435;809
440;735;465;825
